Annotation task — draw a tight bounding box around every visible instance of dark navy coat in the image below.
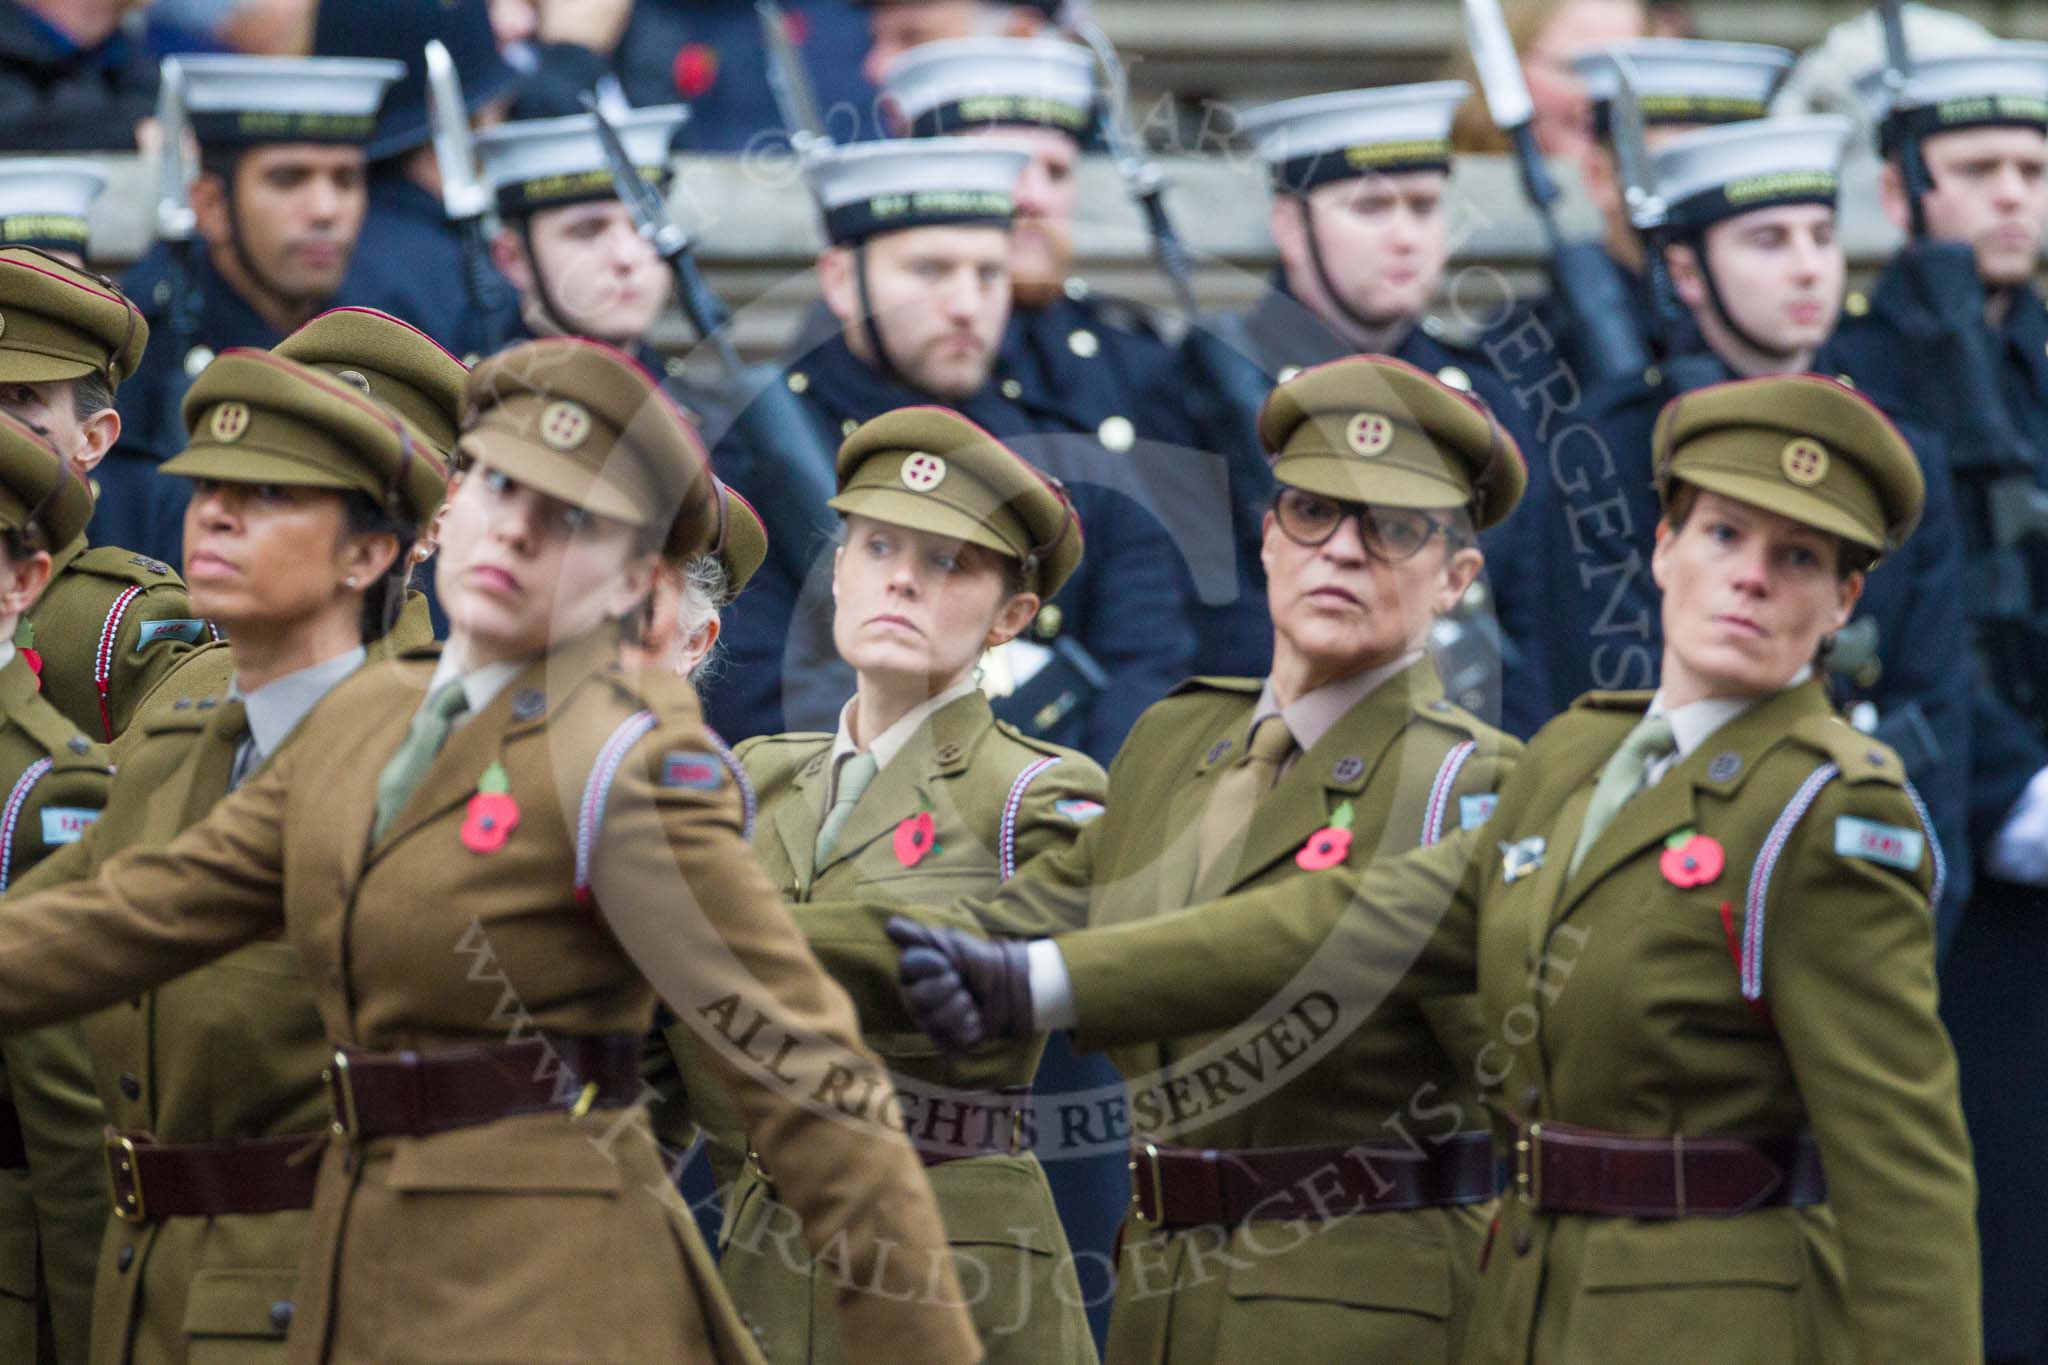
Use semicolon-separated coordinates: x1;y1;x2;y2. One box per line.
705;331;1195;766
337;170;520;363
99;247;286;566
1830;267;2048;1361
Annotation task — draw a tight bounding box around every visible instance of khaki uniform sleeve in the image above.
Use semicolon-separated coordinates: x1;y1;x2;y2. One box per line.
589;712;982;1365
1765;784;1979;1362
106;582;206;740
7;1022;105;1364
0;758;288;1031
1060;823;1488;1054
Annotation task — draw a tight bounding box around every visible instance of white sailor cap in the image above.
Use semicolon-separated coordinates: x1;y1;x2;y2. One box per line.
0;160;106;256
176;54;405;148
476;106;688;218
1239;82;1468;193
884;36;1097;141
1854;43;2048;155
1572;40;1794;133
1654;115;1852;234
810;138;1028;245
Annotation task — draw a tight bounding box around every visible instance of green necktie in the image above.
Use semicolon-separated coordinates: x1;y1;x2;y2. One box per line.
372;681;470;843
813;751;880;869
1193;714;1296;894
1567;712;1678;879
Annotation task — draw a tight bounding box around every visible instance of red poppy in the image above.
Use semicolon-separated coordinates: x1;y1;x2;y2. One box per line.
1296;826;1353;871
1659;833;1724;888
462;791;519;854
894;811;936;867
21;647;41;690
673;43;720;99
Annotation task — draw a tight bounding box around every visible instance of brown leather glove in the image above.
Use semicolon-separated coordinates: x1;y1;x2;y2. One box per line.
886;917;1033;1052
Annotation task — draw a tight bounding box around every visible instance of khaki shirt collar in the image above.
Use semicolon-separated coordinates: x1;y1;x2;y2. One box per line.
830;674;980;783
1249;648;1425;757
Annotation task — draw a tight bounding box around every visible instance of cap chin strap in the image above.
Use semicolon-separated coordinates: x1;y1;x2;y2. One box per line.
1686;231;1804;369
220;181;324;324
517;218;586;341
1299;195;1415;353
853;242;913;391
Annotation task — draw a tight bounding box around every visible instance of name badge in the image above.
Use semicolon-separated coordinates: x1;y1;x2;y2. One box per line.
1460;794;1498;830
40;807;98;845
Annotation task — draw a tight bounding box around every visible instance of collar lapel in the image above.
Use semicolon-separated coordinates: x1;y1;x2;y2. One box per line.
775;751;830;897
812;693;987;876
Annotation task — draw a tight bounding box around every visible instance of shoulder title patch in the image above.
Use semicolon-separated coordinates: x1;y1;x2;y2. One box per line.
40;807;97;845
662;752;725;791
136;619;208;650
1834;814;1924;872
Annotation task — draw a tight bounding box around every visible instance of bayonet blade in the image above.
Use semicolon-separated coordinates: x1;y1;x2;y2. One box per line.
1463;0;1534;132
1608;55;1666;232
578;93;688;258
754;0;828;161
426;40;491;222
1879;0;1914;87
153;58;196;242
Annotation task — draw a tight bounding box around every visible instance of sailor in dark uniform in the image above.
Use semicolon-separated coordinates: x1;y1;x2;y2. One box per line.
710;138;1195;764
1824;45;2048;1362
104;53;403;564
319;0;524;362
1526;113;1972;943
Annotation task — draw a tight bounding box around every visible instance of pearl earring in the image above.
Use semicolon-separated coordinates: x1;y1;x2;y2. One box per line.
345;575;360;588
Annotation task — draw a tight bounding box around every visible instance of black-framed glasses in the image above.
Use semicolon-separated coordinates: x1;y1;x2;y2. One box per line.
1272;486;1453;562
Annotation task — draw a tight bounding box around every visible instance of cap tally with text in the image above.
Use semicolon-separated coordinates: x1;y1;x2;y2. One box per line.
175;54;405;148
883;37;1096;140
461;337;718;560
0;246;147;388
1652;374;1924;553
0;160;105;258
0;410;91;550
810;138;1028;245
274;307;468;459
1571;40;1794;135
1856;42;2048;156
1239;83;1469;193
831;406;1083;597
1256;355;1526;531
1654;115;1852;235
476;106;687;219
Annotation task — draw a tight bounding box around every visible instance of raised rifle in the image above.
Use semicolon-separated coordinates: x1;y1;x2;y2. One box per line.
425;39;516;357
151;59;204;456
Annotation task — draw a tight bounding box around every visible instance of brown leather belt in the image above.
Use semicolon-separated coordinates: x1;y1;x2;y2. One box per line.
906;1085;1032;1168
1513;1121;1826;1217
322;1035;641;1141
105;1132;321;1222
1128;1132;1499;1230
0;1099;25;1170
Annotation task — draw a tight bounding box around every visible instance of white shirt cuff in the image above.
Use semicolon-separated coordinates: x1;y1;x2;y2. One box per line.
1989;766;2048;886
1025;939;1077;1031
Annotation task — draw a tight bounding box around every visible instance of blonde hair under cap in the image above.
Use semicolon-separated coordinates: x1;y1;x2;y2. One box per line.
829;405;1083;598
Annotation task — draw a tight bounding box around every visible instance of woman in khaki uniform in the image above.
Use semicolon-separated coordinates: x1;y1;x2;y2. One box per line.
0;336;977;1365
6;308;465;1365
806;357;1526;1362
900;374;1978;1363
675;407;1105;1364
0;409;114;1365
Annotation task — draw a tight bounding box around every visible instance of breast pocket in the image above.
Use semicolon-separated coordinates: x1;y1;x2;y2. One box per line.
1569;1213;1806;1364
182;1268;299;1364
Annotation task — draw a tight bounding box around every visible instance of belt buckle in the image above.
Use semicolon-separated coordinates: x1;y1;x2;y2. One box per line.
1513;1121;1543;1208
105;1135;145;1223
1128;1141;1165;1225
323;1050;361;1140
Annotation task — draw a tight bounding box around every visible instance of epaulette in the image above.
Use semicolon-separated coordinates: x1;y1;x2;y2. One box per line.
128;639;234;718
13;695;108;772
989;715;1083;762
1168;675;1264;697
1788;713;1906;787
1571;689;1657;714
69;545;181;586
1412;692;1490;738
733;731;830;794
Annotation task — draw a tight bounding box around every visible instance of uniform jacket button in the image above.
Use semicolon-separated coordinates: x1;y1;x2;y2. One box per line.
118;1072;141;1100
1515;1225;1533;1256
116;1244;134;1271
269;1300;294;1332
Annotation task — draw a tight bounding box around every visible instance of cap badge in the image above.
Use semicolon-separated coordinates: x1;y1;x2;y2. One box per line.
540;399;592;452
1781;438;1829;487
900;452;947;492
1346;411;1395;457
209;402;250;443
335;369;372;395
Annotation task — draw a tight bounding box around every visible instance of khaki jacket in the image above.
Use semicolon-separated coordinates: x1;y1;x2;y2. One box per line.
797;661;1519;1365
1022;680;1977;1365
692;692;1102;1365
27;538;206;742
0;628;980;1365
